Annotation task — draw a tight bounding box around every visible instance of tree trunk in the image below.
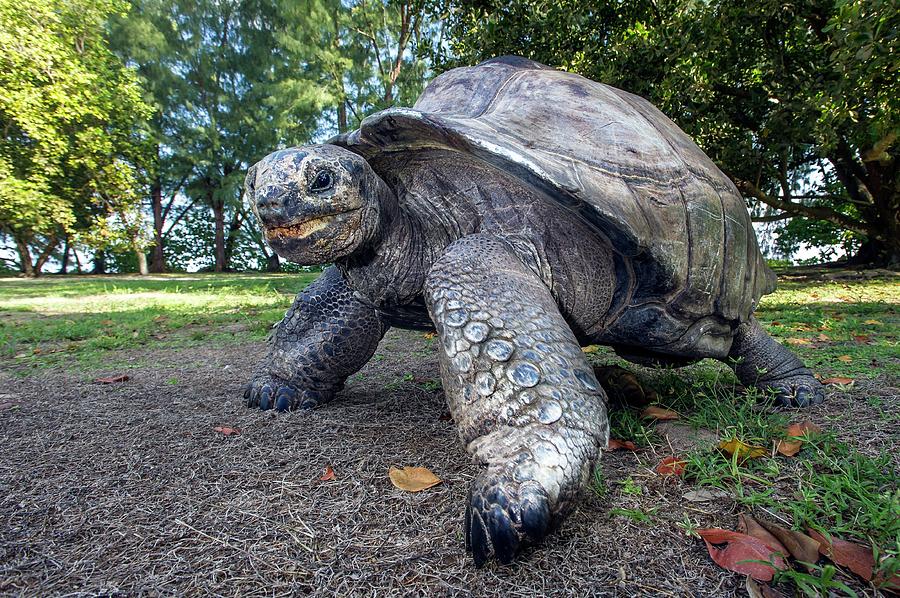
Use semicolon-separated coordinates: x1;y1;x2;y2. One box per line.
136;249;149;275
14;237;34;277
265;253;280;272
150;179;166;273
338;102;348;133
93;250;107;274
212;196;226;272
60;236;70;274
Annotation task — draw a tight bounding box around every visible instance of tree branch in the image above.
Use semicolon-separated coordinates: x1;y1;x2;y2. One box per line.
162;197;198;238
752;212;793;223
733;176;869;236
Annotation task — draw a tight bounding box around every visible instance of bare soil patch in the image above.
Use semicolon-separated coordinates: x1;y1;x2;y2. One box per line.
0;330;896;596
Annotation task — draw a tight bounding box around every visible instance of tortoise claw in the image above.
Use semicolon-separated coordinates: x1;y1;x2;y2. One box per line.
466;471;552;567
244;374;330;412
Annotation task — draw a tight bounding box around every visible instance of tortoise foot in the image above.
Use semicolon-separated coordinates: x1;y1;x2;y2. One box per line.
466;471;552;567
758;374;825;408
243;372;330;412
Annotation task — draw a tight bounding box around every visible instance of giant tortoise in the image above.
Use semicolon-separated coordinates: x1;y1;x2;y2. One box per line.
242;56;824;566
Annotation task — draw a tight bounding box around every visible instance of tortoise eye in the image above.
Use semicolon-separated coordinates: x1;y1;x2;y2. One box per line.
309;170;335;193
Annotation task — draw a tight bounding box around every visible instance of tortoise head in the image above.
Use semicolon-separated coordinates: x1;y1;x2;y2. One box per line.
246;144;386;265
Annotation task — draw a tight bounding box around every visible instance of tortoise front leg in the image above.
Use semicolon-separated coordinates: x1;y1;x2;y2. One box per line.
727;316;825;407
425;234;609;566
244;267;388;411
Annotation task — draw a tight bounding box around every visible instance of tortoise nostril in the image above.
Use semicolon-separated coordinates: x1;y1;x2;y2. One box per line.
257;188;285;210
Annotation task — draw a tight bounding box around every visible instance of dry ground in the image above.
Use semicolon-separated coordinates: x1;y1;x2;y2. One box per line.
1;326;897;597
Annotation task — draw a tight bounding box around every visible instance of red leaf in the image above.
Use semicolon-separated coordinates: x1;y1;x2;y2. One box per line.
821;376;854;385
776;421;822;457
738;514;788;555
698;528;789;581
213;426;241;436
808;529;875;581
656;456;687;476
320;466;336;481
641;406;680;421
607;438;638;451
95;374;130;384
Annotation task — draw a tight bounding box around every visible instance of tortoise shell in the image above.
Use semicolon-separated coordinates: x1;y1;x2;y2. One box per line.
332;56;775;358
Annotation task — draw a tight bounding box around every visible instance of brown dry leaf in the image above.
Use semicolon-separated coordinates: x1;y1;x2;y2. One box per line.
863;319;883;325
821;376;854;385
389;466;442;492
808;529;875;581
423;332;436;339
320;466;336;481
152;315;169;323
738;514;788;555
837;355;853;363
776;439;802;457
817;333;830;342
697;528;789;582
213;426;241;436
100;319;114;326
95;374;130;384
641;406;680;421
683;488;730;502
719;437;768;462
852;334;871;343
756;518;820;568
786;337;811;346
607;438;638;451
656;456;687;476
776;421;822;457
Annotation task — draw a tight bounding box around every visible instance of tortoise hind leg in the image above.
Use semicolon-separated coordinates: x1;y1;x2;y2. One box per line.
726;317;825;407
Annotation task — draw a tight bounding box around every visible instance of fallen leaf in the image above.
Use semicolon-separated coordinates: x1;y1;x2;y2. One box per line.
389;466;442;492
607;438;638;451
776;422;822;457
581;345;599;353
656;456;687;476
100;319;114;326
641;406;680;421
821;376;854;385
756;518;820;567
817;333;830;342
837;355;853;363
319;466;336;481
863;319;882;325
719;437;768;462
95;374;130;384
697;528;789;581
153;315;169;323
785;337;811;346
683;488;730;502
808;529;875;581
213;426;241;436
738;514;788;555
775;439;802;457
852;334;871;343
423;332;435;339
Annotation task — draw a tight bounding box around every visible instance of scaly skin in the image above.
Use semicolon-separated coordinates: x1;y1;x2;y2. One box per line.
728;317;825;407
425;234;609;566
244;267;388;411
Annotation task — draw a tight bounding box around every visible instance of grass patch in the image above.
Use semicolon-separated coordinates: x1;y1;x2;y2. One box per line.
0;272;319;372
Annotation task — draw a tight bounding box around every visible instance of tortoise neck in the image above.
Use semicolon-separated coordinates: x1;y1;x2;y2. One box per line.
336;178;433;308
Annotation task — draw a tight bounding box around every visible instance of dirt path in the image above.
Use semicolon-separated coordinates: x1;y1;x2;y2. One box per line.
0;330;896;596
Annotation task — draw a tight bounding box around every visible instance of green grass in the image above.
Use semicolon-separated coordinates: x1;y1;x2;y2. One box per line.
0;272;319;372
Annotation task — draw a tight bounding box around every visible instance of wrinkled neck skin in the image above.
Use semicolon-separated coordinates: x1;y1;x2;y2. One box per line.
336;175;442;309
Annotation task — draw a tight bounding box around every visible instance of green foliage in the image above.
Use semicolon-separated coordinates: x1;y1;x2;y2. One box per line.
0;0;152;274
434;0;900;264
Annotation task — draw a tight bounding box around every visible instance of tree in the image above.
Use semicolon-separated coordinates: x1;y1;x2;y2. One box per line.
0;0;152;276
434;0;899;265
